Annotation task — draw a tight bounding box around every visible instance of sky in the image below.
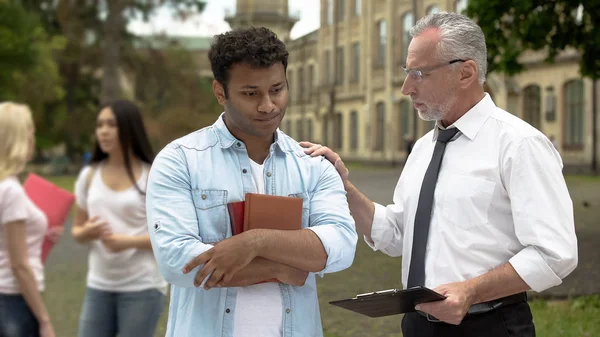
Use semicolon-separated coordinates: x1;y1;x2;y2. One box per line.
127;0;321;40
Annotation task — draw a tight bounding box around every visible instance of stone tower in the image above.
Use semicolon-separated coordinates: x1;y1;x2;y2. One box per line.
225;0;299;41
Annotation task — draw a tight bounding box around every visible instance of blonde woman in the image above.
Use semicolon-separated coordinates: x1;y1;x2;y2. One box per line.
0;102;60;337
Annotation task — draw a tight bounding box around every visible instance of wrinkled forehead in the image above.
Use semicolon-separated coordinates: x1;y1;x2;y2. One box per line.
406;28;441;69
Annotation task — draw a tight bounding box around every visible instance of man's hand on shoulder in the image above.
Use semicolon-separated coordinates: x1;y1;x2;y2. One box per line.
299;141;349;181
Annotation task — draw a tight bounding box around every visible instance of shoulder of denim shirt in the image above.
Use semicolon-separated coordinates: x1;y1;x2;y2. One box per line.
165;124;221;152
274;129;316;159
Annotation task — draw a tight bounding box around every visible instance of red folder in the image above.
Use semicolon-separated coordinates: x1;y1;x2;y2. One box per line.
23;173;75;263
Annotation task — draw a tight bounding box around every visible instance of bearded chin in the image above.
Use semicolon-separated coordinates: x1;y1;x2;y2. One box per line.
418;107;443;121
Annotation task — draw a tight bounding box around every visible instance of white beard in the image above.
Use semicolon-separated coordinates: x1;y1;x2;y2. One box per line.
416;92;458;122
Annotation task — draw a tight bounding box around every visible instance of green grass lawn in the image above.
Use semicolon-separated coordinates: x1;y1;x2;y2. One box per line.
42;175;599;337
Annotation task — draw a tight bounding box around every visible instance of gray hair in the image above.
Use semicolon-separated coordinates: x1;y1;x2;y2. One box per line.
410;12;487;85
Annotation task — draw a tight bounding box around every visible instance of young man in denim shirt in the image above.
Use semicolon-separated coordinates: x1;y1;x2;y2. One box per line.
146;27;358;337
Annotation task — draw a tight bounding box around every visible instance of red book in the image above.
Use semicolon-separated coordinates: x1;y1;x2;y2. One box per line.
227;201;245;236
227;194;303;284
23;173;75;263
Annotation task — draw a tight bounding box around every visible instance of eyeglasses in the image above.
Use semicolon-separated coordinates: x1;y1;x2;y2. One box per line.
402;59;466;82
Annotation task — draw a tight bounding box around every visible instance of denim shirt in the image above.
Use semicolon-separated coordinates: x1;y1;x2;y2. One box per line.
146;115;358;337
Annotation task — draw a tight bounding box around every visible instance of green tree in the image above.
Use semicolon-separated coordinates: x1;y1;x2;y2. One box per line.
467;0;600;172
0;2;66;150
17;0;208;157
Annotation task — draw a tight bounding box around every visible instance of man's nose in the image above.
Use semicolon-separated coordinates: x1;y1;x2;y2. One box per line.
258;94;276;113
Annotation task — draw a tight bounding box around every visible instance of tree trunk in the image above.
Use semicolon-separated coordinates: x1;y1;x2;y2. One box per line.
592;79;598;174
101;0;128;104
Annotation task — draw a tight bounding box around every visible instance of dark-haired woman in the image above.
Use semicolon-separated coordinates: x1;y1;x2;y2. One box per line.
72;100;167;337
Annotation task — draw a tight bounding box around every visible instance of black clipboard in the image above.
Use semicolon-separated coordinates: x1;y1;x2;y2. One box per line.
329;286;446;318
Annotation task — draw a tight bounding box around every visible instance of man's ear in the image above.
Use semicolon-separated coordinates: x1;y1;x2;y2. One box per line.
459;60;478;89
213;80;227;105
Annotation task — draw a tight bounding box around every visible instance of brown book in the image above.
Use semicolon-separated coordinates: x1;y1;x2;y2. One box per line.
242;193;303;232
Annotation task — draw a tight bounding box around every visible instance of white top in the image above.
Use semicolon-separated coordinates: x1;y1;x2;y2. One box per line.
233;158;283;337
0;177;47;294
366;94;578;292
75;163;167;293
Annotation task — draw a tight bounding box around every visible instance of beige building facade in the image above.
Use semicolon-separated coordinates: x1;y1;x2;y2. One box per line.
190;0;600;170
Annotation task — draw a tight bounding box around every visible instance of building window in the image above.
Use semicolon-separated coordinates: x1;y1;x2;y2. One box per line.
298;67;304;102
377;20;387;67
564;80;585;147
287;69;294;103
323;51;332;84
350;110;358;150
351;42;360;82
354;0;361;16
336;46;345;84
375;102;385;151
296;119;304;140
427;5;440;15
334;112;343;150
322;117;329;145
337;0;345;22
307;64;314;99
523;85;541;130
307;119;314;141
400;99;411;150
327;0;334;25
402;12;414;64
455;0;468;13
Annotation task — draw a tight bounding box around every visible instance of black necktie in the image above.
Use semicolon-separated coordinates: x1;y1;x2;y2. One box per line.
407;127;459;288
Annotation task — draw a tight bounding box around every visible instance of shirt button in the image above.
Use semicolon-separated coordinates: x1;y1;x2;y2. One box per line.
226;308;231;313
242;169;247;174
286;308;291;314
236;142;241;147
266;172;272;177
201;194;207;200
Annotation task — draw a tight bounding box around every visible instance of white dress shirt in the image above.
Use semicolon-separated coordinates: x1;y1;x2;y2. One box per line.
366;93;578;292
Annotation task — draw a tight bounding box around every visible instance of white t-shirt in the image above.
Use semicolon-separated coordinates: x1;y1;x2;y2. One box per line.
232;159;283;337
0;177;47;294
75;163;167;293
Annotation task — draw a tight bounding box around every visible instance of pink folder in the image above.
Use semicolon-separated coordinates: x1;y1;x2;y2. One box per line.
23;173;75;263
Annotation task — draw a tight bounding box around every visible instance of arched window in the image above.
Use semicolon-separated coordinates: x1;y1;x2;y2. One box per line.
377;20;387;66
334;112;343;150
306;119;314;141
564;80;585;147
523;85;541;130
401;13;414;64
350;111;358;150
321;117;329;145
296;119;304;140
399;99;411;150
375;103;385;151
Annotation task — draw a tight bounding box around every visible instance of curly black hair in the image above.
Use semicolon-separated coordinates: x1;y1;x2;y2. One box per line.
208;27;289;97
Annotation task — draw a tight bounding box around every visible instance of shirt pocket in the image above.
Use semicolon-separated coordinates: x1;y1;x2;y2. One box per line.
440;174;496;230
288;192;310;229
191;189;228;244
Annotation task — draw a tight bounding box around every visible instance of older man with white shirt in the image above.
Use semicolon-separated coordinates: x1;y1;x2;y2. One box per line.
301;12;577;337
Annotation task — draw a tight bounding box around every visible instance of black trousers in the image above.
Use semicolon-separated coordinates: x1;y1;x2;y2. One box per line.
401;302;536;337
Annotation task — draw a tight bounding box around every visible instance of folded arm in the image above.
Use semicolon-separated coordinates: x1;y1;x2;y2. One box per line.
253;158;358;275
146;144;213;288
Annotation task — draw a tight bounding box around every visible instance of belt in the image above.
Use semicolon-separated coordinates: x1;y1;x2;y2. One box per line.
417;292;527;323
